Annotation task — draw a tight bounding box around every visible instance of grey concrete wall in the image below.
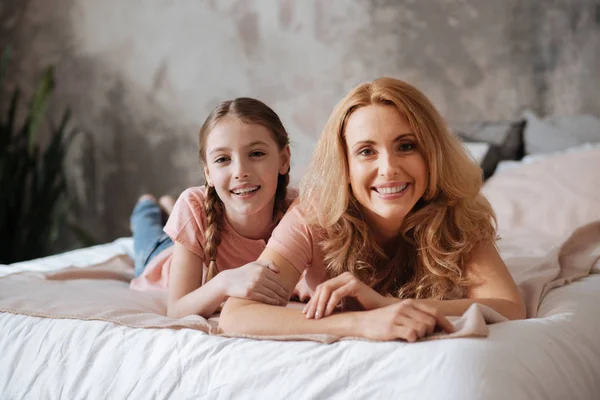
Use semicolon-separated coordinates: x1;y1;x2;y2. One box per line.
2;0;599;246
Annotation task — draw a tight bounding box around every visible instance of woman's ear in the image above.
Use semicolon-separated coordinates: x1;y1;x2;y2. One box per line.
279;145;291;174
203;166;213;187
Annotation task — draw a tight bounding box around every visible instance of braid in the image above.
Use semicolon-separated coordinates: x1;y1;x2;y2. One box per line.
203;185;225;283
272;169;290;223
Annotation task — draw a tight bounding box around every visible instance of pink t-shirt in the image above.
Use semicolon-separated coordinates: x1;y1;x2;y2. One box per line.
266;205;328;294
130;186;296;291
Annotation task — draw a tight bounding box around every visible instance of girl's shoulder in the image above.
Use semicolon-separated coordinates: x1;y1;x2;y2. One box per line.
178;185;208;205
171;186;210;222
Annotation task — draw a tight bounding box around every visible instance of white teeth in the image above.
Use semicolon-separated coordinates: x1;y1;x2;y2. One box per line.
232;186;259;195
376;184;408;194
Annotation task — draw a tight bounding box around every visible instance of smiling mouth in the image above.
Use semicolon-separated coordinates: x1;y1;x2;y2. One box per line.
373;183;409;195
230;186;260;195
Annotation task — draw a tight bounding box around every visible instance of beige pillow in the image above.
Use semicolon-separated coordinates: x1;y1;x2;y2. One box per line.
482;146;600;245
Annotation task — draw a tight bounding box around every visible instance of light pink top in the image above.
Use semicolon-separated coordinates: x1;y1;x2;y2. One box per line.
130;186;296;291
266;205;328;294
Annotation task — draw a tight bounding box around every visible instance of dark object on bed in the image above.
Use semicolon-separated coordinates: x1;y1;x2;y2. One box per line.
454;119;526;180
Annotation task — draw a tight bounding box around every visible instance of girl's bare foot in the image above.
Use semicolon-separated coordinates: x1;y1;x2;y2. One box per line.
138;194;157;204
159;195;176;216
131;194;158;233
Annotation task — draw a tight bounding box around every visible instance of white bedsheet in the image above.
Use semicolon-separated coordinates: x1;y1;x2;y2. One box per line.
1;238;599;399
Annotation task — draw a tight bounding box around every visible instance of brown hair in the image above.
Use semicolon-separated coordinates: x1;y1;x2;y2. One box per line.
198;97;290;282
300;77;497;300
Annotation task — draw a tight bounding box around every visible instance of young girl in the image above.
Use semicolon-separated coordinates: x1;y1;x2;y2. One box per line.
129;97;295;319
219;78;525;342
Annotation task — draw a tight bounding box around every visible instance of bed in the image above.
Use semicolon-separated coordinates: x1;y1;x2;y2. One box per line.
1;136;600;399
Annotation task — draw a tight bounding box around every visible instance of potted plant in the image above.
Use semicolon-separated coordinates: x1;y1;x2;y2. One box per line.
0;46;78;263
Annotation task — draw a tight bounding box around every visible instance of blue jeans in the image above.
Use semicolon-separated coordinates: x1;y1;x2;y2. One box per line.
130;199;174;278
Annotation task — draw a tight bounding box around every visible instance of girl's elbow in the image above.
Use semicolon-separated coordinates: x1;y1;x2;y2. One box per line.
166;305;181;319
219;298;252;334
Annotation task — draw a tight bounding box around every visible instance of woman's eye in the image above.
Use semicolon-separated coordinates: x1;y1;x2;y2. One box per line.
358;148;374;157
398;142;415;152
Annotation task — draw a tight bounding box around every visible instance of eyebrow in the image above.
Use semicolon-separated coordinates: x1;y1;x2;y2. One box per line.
208;140;270;155
350;133;415;149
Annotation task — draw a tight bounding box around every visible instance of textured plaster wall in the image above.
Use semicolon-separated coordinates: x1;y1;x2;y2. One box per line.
1;0;599;245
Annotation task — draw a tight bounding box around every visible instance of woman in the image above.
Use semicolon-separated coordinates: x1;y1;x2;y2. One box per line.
219;78;525;342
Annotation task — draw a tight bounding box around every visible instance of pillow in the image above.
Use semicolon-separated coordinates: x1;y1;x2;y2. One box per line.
482;146;600;244
495;142;600;174
523;110;600;154
454;120;525;179
463;142;491;166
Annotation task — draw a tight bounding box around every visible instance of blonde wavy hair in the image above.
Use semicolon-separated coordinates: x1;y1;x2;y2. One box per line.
198;98;290;283
300;77;497;300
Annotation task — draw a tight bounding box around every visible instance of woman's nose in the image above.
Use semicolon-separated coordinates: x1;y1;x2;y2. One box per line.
379;152;400;178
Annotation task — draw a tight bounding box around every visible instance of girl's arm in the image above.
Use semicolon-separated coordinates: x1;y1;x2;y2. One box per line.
167;242;227;319
167;243;289;319
218;248;454;340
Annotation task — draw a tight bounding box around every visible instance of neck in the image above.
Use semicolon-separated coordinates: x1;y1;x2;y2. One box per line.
364;213;403;258
225;200;275;241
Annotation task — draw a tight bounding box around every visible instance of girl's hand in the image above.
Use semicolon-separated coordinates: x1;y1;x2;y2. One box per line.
221;261;289;306
302;272;386;319
358;300;455;342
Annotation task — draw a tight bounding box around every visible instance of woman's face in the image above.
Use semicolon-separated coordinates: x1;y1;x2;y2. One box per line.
344;104;428;240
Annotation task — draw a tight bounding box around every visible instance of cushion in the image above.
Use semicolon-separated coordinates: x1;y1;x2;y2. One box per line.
523;110;600;154
483;145;600;244
454;120;525;179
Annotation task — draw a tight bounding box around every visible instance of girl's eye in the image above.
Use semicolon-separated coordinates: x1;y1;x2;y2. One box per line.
214;156;230;164
250;151;266;158
398;142;415;152
358;148;375;157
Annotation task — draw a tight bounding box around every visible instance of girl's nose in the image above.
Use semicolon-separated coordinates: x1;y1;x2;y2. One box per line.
233;159;250;179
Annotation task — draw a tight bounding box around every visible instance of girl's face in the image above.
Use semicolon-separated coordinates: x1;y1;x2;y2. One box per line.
344;104;428;240
204;116;290;222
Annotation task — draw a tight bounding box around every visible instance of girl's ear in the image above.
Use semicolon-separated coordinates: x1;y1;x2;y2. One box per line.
203;166;214;187
279;145;291;175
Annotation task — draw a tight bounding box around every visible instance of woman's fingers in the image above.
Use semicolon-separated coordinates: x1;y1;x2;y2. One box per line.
396;304;437;336
304;274;353;319
304;289;320;318
394;315;429;339
324;285;352;317
410;301;455;334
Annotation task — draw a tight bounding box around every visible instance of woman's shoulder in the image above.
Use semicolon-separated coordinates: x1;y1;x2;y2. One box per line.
277;201;327;240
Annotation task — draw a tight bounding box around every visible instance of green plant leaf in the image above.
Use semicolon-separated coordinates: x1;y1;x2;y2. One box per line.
27;66;55;153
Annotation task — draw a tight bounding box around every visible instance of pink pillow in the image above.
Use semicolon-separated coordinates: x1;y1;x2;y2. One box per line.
482;146;600;245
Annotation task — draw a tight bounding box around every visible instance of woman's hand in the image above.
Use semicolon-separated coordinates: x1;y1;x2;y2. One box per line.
358;300;455;342
302;272;387;319
220;261;290;306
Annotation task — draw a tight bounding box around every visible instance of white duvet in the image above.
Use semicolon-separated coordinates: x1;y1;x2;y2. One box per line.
1;147;600;399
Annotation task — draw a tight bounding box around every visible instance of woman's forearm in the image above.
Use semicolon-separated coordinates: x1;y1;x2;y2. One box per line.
380;297;526;320
167;273;228;319
219;297;361;336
